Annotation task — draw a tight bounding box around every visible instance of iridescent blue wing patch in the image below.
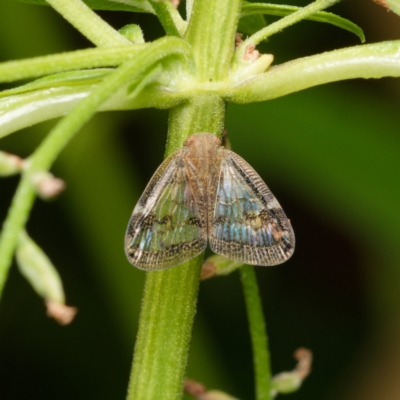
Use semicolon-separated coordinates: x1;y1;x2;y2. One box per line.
209;151;295;266
125;152;207;270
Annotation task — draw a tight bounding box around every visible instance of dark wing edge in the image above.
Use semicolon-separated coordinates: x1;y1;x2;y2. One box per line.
125;152;207;271
209;150;295;266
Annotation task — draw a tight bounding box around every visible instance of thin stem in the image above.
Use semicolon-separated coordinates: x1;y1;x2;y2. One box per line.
235;0;340;62
186;0;194;23
148;0;187;36
240;265;272;400
0;45;148;83
46;0;131;47
0;37;192;298
240;2;364;43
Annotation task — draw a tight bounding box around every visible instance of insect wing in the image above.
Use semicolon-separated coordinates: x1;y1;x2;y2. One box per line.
209;151;295;266
125;152;207;270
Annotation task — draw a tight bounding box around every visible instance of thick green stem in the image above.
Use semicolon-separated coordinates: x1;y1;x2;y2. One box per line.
127;255;203;399
184;0;241;80
166;95;226;156
127;95;226;400
240;265;272;400
127;1;240;398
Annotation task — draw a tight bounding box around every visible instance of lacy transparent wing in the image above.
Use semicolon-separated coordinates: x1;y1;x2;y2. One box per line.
209;151;295;266
125;153;207;270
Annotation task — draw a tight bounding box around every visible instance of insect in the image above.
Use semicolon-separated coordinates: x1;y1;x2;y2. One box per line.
125;133;295;270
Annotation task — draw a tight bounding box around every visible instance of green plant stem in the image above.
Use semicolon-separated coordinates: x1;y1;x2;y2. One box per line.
46;0;131;47
236;0;340;62
0;37;191;298
0;45;148;83
240;265;272;400
127;1;240;398
184;0;241;80
127;255;203;400
241;2;364;42
227;40;400;103
166;95;226;155
127;96;226;400
148;0;186;37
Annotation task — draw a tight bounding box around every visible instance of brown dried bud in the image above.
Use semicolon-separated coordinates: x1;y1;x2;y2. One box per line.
184;379;238;400
31;171;66;199
201;255;243;280
293;347;313;380
184;379;207;397
271;347;313;395
373;0;390;11
243;44;260;62
46;300;77;326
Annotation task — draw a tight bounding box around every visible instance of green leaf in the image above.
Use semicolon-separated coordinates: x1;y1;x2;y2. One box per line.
0;152;23;176
8;0;155;13
227;40;400;104
0;86;98;140
0;69;113;98
238;14;267;35
241;2;365;43
119;24;145;43
16;231;65;304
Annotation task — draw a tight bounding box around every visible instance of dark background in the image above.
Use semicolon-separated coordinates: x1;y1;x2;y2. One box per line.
1;1;400;399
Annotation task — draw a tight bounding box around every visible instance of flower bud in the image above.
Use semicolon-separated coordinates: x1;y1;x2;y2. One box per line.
16;231;77;325
0;151;23;176
119;24;145;43
31;171;66;200
201;255;243;280
271;348;312;396
184;379;238;400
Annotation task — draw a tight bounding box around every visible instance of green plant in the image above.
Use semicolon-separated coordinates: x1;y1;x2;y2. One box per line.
1;0;400;399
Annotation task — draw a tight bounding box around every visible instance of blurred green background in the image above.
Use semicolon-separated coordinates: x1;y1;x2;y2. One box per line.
1;1;400;399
